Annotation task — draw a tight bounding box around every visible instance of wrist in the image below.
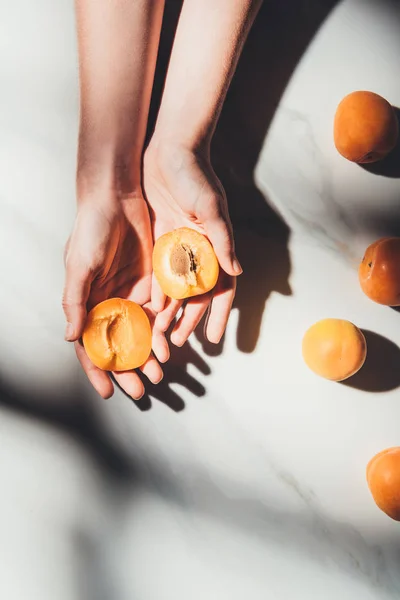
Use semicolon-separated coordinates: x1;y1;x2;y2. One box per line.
151;113;214;157
77;138;143;203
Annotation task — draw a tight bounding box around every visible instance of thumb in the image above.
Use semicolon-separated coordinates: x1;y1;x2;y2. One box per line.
62;264;92;341
202;201;242;277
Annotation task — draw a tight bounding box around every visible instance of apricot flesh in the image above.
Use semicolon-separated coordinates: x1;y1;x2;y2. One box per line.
82;298;152;371
367;448;400;521
152;227;219;300
334;91;398;163
359;237;400;306
302;318;367;382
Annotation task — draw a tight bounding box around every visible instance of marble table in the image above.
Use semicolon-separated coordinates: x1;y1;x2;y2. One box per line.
1;0;400;598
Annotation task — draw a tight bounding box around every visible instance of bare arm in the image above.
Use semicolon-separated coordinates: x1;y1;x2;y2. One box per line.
75;0;165;196
63;1;166;400
154;0;262;150
144;0;261;345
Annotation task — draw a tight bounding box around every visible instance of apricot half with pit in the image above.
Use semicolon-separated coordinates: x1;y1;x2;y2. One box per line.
334;91;398;163
367;448;400;521
152;227;219;300
359;237;400;306
82;298;152;371
302;318;367;381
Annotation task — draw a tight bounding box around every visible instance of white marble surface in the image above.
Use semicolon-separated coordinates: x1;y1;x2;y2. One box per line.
1;0;400;598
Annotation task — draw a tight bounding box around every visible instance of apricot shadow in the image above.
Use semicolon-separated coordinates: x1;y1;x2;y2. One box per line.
342;330;400;393
360;108;400;178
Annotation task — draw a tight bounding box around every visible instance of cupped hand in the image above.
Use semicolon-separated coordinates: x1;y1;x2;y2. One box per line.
62;192;169;400
143;140;242;347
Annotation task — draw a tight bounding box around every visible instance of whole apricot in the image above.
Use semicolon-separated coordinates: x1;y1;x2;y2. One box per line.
334;91;398;163
359;237;400;306
302;318;367;381
82;298;152;371
367;448;400;521
153;227;219;300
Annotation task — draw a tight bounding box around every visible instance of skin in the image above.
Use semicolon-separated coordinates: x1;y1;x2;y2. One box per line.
63;0;261;398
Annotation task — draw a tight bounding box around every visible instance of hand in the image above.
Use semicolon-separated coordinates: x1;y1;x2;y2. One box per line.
143;140;242;346
62;192;169;400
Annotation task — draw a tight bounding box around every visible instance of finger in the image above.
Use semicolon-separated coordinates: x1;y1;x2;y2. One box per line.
202;200;242;277
113;370;145;401
152;326;170;363
75;342;114;399
206;274;236;344
170;296;210;347
62;263;92;341
140;354;163;384
151;273;166;313
155;298;183;332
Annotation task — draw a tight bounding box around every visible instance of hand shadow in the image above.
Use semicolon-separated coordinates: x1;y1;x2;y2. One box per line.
146;1;341;397
360;108;400;178
196;0;340;356
342;330;400;393
113;339;211;412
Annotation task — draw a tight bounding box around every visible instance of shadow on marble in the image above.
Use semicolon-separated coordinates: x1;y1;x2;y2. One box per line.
342;330;400;393
146;1;343;401
360;108;400;179
0;375;138;482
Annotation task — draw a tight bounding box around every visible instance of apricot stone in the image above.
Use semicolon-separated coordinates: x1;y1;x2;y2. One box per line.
367;448;400;521
334;91;398;163
359;237;400;306
302;318;367;381
82;298;152;371
152;227;219;300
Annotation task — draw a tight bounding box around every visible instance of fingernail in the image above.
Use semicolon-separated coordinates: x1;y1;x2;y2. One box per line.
65;323;74;341
233;259;243;275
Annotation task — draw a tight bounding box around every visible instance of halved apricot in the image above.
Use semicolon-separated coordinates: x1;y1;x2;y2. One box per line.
82;298;152;371
359;237;400;306
152;227;219;300
302;318;367;381
367;447;400;521
334;91;398;163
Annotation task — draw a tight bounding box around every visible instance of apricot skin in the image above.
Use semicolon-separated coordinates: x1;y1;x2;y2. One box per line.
359;237;400;306
153;227;219;300
82;298;152;371
302;318;367;382
367;448;400;521
334;91;398;163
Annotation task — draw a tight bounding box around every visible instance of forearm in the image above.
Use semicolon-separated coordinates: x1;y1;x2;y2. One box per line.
153;0;262;150
75;0;165;195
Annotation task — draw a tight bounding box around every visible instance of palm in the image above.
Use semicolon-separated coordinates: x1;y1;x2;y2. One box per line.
87;196;153;310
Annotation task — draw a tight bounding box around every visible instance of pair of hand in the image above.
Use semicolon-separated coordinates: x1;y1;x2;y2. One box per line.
62;142;242;400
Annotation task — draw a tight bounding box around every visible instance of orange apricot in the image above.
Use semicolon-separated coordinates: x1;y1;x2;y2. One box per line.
334;91;398;163
359;237;400;306
152;227;219;300
82;298;152;371
367;447;400;521
302;318;367;381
